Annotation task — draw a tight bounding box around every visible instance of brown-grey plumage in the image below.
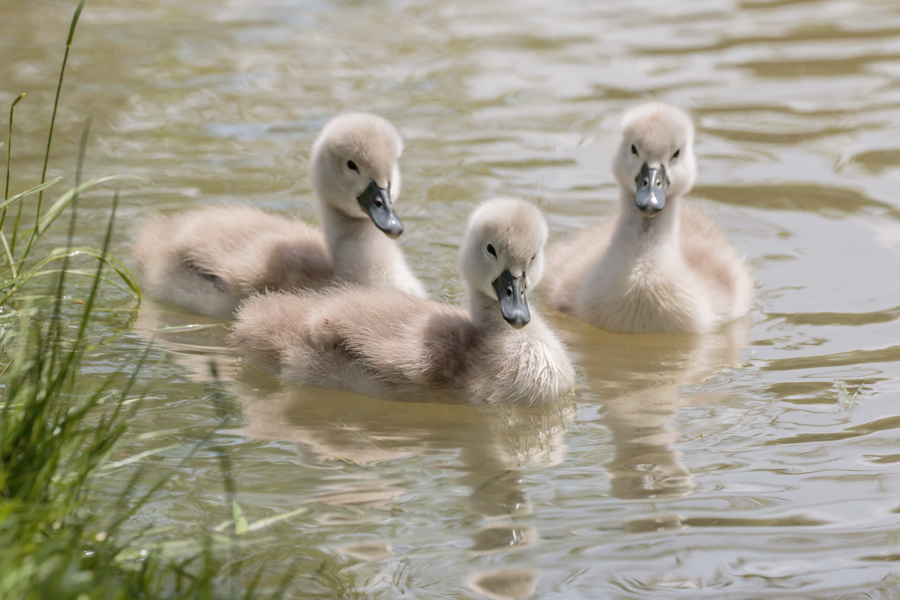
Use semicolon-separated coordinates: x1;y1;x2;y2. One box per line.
133;113;425;319
544;102;753;334
231;196;576;407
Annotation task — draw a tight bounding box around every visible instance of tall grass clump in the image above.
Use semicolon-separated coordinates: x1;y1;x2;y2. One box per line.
0;2;298;598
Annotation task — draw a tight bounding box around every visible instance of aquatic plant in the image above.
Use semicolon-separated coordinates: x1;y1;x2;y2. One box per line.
0;2;298;598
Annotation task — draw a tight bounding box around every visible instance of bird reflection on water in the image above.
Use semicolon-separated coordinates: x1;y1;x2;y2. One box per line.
554;313;749;520
234;365;570;598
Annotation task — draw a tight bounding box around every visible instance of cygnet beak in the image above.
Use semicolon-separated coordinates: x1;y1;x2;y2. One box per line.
492;269;530;329
635;163;667;217
358;181;404;238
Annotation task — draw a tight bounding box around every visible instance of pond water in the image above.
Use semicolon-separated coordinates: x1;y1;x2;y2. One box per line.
4;0;900;597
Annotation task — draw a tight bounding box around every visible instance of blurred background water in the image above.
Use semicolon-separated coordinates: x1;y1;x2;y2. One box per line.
3;0;900;597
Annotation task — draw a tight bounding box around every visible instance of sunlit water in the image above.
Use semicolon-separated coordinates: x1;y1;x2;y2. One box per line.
4;0;900;597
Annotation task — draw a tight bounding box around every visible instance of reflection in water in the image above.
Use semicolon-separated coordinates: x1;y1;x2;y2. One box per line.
233;363;571;579
305;477;406;511
467;567;538;600
234;365;570;506
557;314;748;502
469;524;537;555
132;299;235;381
337;542;394;562
625;513;687;534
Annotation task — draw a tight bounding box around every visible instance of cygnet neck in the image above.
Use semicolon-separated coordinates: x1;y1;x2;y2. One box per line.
319;201;398;283
614;187;683;255
467;288;516;334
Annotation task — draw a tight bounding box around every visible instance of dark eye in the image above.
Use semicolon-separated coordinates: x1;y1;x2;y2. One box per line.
347;160;359;172
631;144;638;156
672;149;680;160
531;254;536;261
487;244;496;257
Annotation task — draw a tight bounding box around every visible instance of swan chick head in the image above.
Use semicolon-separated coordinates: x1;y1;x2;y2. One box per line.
611;102;697;217
459;196;548;329
310;113;405;238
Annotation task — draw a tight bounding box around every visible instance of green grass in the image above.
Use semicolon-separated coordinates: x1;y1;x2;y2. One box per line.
0;3;300;598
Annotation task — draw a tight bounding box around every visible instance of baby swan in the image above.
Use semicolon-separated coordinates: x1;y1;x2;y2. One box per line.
544;102;753;334
133;113;425;319
231;197;576;407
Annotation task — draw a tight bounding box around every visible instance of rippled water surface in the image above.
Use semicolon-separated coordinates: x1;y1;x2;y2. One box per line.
4;0;900;597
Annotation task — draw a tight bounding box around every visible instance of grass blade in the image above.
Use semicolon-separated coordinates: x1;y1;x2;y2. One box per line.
98;443;181;472
15;174;126;274
0;231;16;279
233;501;248;536
4;93;25;204
5;93;27;250
0;246;140;304
30;0;85;264
0;177;62;215
245;507;309;533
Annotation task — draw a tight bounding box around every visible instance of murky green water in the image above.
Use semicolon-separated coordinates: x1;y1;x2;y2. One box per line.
5;0;900;597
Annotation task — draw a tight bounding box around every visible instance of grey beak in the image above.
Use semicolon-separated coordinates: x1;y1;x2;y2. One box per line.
492;269;530;329
635;163;667;217
358;181;403;239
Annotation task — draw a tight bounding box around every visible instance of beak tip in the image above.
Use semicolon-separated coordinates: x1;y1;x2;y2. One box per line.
504;311;530;329
385;221;404;239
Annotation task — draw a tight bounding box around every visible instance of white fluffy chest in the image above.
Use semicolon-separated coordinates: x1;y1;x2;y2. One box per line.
470;331;575;407
578;252;709;333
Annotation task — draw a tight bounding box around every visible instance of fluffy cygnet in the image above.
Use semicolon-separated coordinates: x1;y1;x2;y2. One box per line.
230;196;576;407
133;113;425;319
544;102;753;334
